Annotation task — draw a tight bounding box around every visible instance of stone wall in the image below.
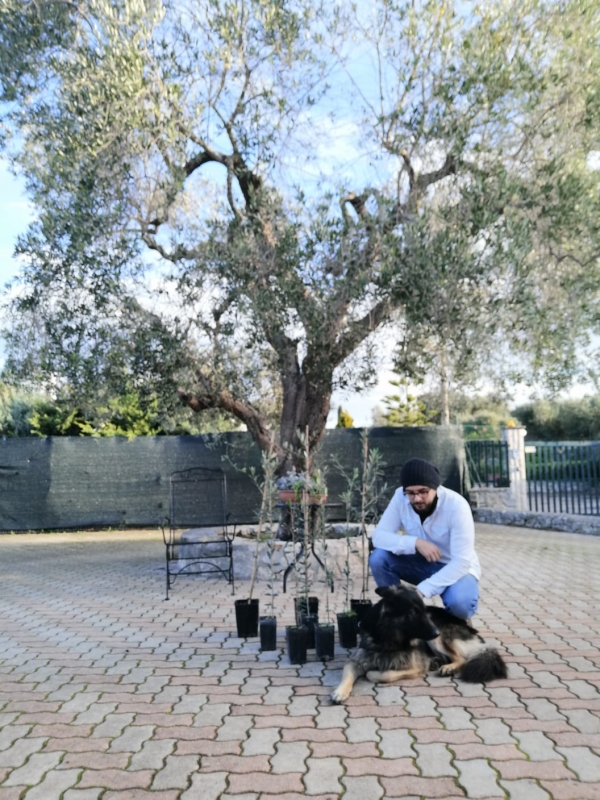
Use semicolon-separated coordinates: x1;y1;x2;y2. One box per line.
468;487;515;511
473;508;600;536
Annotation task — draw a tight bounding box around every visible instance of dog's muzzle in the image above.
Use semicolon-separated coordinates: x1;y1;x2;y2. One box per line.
424;624;440;641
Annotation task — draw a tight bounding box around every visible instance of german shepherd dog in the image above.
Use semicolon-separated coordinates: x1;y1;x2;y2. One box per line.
331;584;507;704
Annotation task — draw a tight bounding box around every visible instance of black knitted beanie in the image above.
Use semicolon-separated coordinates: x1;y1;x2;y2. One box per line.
401;458;441;489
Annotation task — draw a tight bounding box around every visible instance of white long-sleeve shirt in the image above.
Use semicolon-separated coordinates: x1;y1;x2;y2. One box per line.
372;485;480;599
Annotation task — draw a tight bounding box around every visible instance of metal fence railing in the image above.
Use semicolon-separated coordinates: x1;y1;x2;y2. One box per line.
525;441;600;516
465;440;510;488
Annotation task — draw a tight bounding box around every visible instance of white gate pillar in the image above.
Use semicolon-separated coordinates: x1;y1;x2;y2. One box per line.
502;425;528;511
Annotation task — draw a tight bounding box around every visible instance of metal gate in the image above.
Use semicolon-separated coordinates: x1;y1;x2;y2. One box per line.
465;440;510;487
525;442;600;515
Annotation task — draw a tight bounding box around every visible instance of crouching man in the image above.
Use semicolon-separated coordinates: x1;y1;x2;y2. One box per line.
369;457;480;620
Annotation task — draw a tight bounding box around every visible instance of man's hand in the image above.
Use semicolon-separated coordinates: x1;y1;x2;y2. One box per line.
415;538;441;563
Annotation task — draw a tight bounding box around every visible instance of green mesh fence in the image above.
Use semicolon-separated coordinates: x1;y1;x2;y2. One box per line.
0;427;466;531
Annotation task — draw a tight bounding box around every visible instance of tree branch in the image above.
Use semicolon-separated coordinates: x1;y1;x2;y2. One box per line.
141;232;198;262
178;379;285;460
416;153;457;192
329;297;394;367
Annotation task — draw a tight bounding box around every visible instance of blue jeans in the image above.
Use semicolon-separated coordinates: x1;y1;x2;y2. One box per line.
369;548;479;619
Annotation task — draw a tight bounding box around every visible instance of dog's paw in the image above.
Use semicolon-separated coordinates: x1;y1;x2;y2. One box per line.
438;664;456;677
330;687;349;704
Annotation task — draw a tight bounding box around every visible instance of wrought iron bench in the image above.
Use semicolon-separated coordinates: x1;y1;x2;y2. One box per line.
161;467;235;600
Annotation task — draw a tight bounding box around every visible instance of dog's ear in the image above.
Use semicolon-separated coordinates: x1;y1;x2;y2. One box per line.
375;585;393;599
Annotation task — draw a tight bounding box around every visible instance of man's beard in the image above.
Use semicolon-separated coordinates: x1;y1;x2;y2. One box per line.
410;495;437;517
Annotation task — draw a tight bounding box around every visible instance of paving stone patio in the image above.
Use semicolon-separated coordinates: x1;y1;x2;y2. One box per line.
0;523;599;799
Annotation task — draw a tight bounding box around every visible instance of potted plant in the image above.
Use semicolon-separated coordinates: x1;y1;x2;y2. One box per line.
285;622;308;664
353;430;387;620
276;469;304;504
337;537;359;647
335;469;360;648
258;447;280;651
331;432;386;644
233;439;279;639
314;493;334;661
277;468;328;505
304;468;328;505
285;427;325;660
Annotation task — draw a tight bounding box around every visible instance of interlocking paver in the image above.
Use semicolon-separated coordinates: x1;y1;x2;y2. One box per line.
555;746;600;781
129;739;175;770
491;760;575;780
560;709;600;733
103;792;180;800
180;771;228;799
270;741;310;773
63;789;104;800
216;714;254;740
0;726;33;751
194;703;231;728
58;752;129;770
404;694;438;717
22;768;81;800
288;694;319;716
455;758;503;797
0;738;48;769
304;757;343;794
343;757;418;777
241;727;280;755
563;680;599;700
487;687;525;708
517;731;562;760
341;775;384;800
379;775;464;797
229;772;305;793
90;713;134;738
0;788;29;800
474;717;516;744
499;778;552;800
315;703;347;728
438;706;474;730
1;525;600;800
151;754;199;789
77;768;154;789
378;728;415;758
345;716;380;742
414;742;457;776
2;751;63;786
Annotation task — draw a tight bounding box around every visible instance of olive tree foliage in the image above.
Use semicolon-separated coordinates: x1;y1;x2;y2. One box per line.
1;0;600;469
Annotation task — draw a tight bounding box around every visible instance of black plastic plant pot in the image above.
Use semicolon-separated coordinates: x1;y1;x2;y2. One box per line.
337;612;358;649
350;598;373;626
294;596;319;625
286;625;308;664
315;623;335;661
259;616;277;651
299;612;318;649
234;598;259;638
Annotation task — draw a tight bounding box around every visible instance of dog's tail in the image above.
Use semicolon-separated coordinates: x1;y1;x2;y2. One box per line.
457;649;508;683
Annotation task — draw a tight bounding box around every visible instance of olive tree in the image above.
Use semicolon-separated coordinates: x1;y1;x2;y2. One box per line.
1;0;600;469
